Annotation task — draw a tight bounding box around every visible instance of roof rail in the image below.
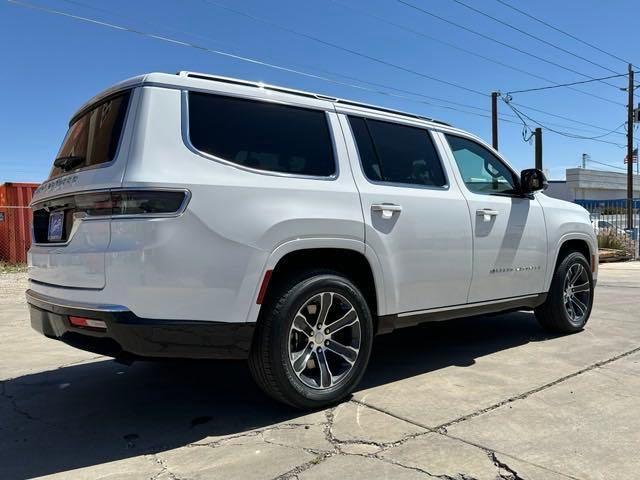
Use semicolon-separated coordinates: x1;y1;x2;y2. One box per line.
177;71;451;126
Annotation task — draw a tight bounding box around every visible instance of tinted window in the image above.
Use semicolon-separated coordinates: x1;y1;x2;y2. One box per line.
188;92;335;176
50;91;130;179
445;135;519;195
349;116;446;187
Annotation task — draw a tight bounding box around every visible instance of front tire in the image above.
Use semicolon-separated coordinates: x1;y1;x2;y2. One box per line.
249;271;374;409
535;251;594;333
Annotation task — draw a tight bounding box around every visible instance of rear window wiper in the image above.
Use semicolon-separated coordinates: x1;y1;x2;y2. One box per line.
54;155;85;171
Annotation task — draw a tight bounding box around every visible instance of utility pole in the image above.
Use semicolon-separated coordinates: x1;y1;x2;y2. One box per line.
491;91;499;150
626;64;634;231
534;127;542;170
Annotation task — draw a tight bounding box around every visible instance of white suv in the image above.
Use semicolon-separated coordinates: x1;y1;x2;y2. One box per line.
27;72;597;408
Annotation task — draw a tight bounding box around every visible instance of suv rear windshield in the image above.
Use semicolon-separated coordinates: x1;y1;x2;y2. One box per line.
49;91;131;179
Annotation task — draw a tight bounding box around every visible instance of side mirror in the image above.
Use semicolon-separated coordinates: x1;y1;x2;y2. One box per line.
520;168;548;194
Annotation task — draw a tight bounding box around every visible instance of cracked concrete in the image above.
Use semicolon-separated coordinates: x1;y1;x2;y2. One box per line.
1;263;639;480
330;401;425;445
381;432;505;480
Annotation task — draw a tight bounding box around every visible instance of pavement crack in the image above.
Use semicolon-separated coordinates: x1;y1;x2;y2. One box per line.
328;401;430;451
349;399;436;444
323;405;339;446
353;398;582;480
272;452;334;480
436;344;640;430
1;380;51;425
189;430;262;447
148;453;181;480
374;453;476;480
489;452;524;480
191;420;331;449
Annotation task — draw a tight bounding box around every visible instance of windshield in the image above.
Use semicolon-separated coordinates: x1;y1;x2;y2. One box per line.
49;91;131;179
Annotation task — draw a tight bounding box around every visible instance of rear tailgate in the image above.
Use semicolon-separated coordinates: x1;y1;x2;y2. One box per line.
29;89;137;289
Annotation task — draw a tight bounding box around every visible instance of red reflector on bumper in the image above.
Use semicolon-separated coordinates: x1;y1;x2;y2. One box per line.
69;316;107;330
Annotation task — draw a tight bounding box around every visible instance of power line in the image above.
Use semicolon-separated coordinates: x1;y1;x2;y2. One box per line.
506;71;634;94
587;158;627;171
330;0;628;108
195;0;629;130
5;0;521;125
327;68;624;135
7;0;626;141
62;0;506;122
196;0;485;96
60;0;631;135
320;69;619;134
510;102;627;137
493;0;632;66
449;0;620;77
59;0;229;48
396;0;625;106
191;0;630;133
502;97;626;147
201;0;624;107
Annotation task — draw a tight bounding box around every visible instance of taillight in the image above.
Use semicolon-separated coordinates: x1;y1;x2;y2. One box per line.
74;189;188;217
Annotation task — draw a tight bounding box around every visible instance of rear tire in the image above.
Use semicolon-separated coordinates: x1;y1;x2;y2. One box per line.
249;270;374;409
535;251;594;333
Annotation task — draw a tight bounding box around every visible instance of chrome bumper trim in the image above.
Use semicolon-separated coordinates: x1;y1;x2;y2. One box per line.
26;289;129;313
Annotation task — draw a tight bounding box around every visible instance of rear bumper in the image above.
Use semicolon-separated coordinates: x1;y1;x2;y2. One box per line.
26;290;255;360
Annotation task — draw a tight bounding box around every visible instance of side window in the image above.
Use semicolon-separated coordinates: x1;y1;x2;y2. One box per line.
188;92;336;176
445;135;519;195
348;116;446;187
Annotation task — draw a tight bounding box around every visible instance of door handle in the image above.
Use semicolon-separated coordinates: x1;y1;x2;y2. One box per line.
372;203;402;219
476;208;499;221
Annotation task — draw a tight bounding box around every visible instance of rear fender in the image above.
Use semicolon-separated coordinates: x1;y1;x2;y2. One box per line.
244;238;386;323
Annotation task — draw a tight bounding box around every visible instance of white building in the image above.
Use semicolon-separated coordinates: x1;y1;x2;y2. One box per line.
545;168;640;204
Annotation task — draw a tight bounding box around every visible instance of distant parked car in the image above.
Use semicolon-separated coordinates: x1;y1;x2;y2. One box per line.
591;220;627;237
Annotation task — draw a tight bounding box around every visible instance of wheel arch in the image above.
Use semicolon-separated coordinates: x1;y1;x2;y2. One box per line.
248;239;386;330
546;233;596;291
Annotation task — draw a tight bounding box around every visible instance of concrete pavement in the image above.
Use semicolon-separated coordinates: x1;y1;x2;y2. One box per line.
1;263;638;480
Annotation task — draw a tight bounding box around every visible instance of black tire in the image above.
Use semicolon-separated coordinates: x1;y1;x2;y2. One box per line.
248;270;374;409
535;251;594;333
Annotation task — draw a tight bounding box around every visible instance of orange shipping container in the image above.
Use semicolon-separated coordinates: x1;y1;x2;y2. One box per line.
0;182;39;264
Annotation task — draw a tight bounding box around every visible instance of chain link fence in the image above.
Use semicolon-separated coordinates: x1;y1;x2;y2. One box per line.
577;199;640;260
0;205;33;266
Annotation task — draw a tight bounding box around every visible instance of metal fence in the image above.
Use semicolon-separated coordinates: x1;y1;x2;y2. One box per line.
0;206;33;265
577;199;640;260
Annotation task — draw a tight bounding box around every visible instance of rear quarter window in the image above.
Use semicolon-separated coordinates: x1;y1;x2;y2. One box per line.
187;92;336;177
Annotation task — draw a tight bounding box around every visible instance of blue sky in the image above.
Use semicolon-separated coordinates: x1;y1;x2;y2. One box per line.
1;0;637;182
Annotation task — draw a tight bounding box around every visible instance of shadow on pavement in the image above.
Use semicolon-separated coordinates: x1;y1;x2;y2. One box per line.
2;311;555;479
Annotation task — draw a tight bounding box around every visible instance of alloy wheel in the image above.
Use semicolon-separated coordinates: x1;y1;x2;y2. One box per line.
562;263;591;326
288;292;361;390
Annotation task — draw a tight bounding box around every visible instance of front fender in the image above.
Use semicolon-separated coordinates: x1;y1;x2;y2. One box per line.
545;231;598;291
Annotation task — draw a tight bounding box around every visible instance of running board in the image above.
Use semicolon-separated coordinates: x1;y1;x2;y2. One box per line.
376;294;547;335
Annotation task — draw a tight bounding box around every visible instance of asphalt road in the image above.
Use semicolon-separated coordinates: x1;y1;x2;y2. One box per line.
1;263;639;480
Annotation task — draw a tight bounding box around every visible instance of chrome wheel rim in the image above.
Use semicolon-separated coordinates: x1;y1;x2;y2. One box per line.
288;292;361;390
563;263;591;326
